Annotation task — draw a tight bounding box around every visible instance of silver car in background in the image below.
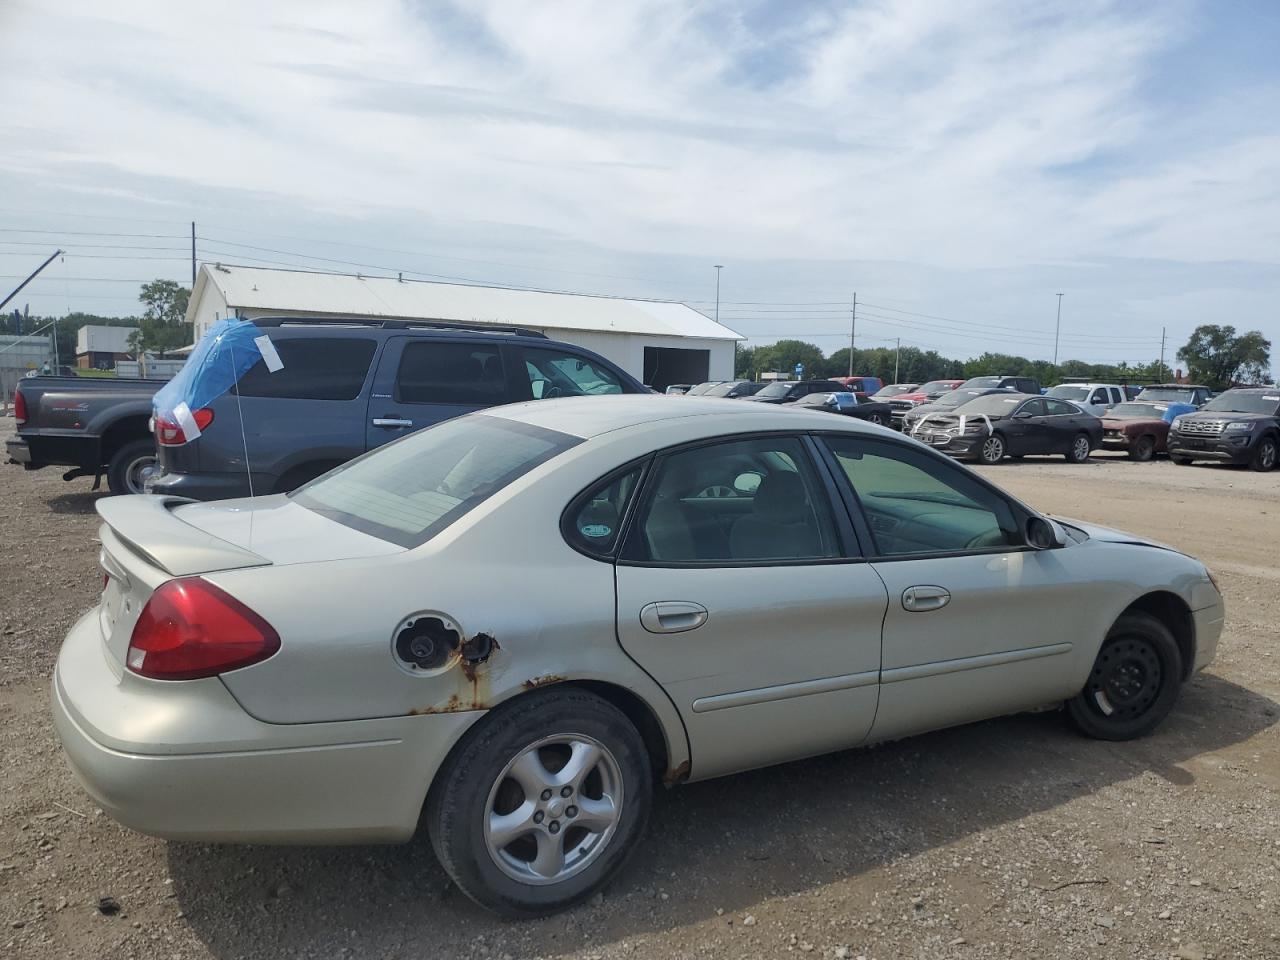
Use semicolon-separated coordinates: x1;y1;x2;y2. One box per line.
52;396;1224;916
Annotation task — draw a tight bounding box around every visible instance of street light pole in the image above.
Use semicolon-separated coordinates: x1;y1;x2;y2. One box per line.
894;337;900;383
848;291;857;377
713;265;724;325
1053;293;1064;366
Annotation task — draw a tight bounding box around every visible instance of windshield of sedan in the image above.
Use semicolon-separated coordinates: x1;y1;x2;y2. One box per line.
959;376;1001;388
952;393;1026;415
702;381;744;397
685;381;722;396
917;380;958;393
930;388;995;409
755;381;797;399
1201;391;1280;414
293;416;580;547
1108;402;1166;419
1047;385;1090;401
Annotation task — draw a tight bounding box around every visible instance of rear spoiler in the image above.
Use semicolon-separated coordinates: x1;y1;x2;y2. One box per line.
96;496;271;577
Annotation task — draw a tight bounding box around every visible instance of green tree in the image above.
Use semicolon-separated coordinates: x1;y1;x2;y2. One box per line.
129;280;192;356
751;339;826;380
734;344;756;378
1176;325;1272;389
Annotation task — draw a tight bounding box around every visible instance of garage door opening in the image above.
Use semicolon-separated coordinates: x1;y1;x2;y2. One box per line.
643;347;710;391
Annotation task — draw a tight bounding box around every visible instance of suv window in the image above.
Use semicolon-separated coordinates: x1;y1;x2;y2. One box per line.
1014;379;1038;394
395;341;506;405
629;437;841;563
293;416;578;548
524;348;624;399
566;467;643;557
235;338;376;400
824;437;1018;556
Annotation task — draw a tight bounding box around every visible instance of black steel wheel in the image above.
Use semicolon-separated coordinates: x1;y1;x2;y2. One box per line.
1128;435;1156;462
1067;612;1183;741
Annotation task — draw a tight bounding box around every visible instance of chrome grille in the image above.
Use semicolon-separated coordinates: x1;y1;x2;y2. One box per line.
1177;419;1226;437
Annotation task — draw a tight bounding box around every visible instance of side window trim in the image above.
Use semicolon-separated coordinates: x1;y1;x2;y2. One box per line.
814;432;1033;562
616;431;861;568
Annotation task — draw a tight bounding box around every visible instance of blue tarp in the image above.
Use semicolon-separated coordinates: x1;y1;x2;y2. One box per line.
153;319;279;440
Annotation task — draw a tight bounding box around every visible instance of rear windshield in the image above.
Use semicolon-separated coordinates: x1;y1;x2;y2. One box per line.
293;416;580;547
1201;391;1280;415
235;337;376;400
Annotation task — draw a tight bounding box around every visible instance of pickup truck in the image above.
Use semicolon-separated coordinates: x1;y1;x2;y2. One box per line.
7;376;164;495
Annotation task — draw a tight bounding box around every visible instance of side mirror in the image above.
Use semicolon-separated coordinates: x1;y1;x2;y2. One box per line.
1025;516;1066;550
1014;410;1033;419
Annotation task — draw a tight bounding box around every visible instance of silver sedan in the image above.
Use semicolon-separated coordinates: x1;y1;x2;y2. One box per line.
52;396;1224;916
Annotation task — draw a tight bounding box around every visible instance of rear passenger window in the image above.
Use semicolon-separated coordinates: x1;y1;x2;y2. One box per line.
396;342;506;405
235;338;375;400
566;468;643;558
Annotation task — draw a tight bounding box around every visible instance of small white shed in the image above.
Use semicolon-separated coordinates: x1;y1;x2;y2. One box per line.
186;264;741;388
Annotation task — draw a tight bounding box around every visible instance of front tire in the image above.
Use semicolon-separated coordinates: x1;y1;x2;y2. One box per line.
1250;436;1278;472
1067;613;1183;741
106;439;159;495
1065;433;1092;463
1128;435;1156;462
866;413;887;427
1171;456;1194;466
426;688;652;917
977;433;1006;464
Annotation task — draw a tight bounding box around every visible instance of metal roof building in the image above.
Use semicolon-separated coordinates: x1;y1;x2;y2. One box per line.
186;264;741;389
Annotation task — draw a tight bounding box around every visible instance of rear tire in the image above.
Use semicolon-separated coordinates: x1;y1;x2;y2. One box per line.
1067;613;1183;741
1250;436;1278;472
426;688;651;918
106;439;158;495
1128;435;1156;462
1065;433;1092;463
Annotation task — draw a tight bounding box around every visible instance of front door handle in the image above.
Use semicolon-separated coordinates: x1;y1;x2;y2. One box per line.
902;585;951;612
372;417;414;428
639;601;709;634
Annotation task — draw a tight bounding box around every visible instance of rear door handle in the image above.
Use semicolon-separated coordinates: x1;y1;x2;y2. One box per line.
902;585;951;612
639;601;709;634
372;417;413;428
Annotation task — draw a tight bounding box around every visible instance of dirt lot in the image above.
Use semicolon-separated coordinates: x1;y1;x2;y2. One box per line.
2;417;1277;960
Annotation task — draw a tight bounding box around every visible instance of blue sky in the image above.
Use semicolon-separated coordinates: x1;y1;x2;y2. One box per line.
1;0;1277;372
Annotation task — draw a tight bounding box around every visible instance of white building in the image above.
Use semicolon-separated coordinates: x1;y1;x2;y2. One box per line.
185;264;741;389
75;324;137;369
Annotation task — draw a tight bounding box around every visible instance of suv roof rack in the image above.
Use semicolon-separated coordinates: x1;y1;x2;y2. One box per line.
249;316;548;339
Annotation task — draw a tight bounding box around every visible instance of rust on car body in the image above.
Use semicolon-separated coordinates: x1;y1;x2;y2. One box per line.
663;759;691;786
522;674;565;690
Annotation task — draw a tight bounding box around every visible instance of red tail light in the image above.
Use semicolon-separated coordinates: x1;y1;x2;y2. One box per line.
14;390;26;425
154;408;214;446
127;578;280;680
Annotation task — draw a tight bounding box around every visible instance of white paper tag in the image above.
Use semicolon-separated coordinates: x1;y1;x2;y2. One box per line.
173;401;202;441
254;335;284;372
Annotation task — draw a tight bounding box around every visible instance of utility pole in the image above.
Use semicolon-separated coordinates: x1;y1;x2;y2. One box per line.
713;265;723;325
191;221;197;287
1159;326;1166;379
1053;293;1064;366
848;291;857;377
894;337;901;383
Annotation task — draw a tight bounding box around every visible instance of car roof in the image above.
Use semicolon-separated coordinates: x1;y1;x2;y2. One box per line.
1142;383;1208;390
479;394;881;440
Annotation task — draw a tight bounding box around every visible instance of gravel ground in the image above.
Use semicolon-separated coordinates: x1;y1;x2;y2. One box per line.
2;417;1277;960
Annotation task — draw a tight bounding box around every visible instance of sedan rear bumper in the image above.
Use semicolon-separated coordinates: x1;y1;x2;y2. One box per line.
52;610;480;844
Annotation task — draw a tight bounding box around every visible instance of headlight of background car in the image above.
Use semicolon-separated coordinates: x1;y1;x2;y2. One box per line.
1224;421;1255;431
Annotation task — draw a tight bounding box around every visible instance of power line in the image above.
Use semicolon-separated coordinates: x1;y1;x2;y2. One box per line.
0;228;187;239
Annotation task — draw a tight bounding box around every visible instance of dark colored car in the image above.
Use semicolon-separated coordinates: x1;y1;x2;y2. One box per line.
831;375;884;399
1135;383;1212;408
1099;401;1197;461
699;379;766;399
886;379;965;425
958;375;1042;395
872;382;919;399
791;390;894;426
147;317;648;501
6;375;166;495
900;387;1016;433
1166;388;1280;471
742;379;847;404
909;393;1102;464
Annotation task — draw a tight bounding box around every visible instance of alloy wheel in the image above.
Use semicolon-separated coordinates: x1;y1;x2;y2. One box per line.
1072;436;1091;462
981;435;1004;463
483;734;623;886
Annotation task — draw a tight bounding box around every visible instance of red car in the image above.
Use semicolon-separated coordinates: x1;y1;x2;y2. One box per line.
886;378;965;427
1099;401;1195;461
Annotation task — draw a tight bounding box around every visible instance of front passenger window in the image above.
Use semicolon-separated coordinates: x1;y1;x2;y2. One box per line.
524;348;624;400
629;437;841;563
824;437;1018;556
